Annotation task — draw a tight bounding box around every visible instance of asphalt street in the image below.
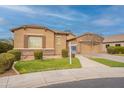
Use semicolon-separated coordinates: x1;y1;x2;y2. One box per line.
42;77;124;88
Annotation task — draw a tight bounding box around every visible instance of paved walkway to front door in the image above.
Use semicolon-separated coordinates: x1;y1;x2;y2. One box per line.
0;55;124;88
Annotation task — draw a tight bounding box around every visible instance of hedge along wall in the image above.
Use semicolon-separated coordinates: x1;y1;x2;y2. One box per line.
107;46;124;54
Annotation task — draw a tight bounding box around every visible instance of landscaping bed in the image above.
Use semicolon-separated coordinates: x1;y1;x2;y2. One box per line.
0;69;16;77
91;58;124;67
14;57;81;74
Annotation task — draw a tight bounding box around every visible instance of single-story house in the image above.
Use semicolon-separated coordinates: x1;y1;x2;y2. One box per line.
11;25;124;59
102;34;124;52
11;25;76;58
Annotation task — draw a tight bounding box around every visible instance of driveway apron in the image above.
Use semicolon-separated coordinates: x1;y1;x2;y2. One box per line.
92;53;124;63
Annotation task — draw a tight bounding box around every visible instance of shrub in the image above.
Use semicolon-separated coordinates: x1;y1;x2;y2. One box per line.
0;53;15;74
62;49;68;58
8;50;21;61
34;50;43;60
0;42;13;53
107;46;115;54
107;46;124;54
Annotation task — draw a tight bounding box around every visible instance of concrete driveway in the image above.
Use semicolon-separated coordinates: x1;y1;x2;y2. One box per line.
91;53;124;63
0;55;124;88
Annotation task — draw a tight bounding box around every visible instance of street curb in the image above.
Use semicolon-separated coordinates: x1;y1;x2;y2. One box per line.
12;62;20;75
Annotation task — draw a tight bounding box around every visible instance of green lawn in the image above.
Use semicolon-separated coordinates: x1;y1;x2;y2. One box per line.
91;58;124;67
14;58;81;74
114;54;124;56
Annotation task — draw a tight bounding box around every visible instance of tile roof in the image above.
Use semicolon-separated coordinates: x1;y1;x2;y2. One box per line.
77;32;104;39
11;24;70;35
103;34;124;43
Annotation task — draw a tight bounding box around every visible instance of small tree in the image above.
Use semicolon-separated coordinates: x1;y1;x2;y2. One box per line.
0;42;13;53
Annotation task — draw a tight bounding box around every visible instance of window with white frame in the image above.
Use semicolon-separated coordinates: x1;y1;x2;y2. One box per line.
28;36;42;48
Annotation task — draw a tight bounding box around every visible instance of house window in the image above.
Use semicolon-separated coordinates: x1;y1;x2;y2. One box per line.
115;44;121;46
56;36;61;45
28;36;42;48
106;44;110;48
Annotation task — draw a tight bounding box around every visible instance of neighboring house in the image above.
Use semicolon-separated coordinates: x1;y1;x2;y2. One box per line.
102;34;124;52
11;25;76;58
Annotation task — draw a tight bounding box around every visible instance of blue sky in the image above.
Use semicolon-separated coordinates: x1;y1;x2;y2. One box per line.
0;5;124;39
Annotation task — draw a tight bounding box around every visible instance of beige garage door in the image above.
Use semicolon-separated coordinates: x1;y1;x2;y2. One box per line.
80;43;101;54
80;43;92;54
93;44;102;53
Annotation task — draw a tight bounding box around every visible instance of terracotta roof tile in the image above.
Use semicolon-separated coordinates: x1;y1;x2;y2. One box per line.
103;34;124;42
11;24;72;35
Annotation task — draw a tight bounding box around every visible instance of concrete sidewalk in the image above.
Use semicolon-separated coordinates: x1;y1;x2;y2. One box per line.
0;55;124;88
92;53;124;63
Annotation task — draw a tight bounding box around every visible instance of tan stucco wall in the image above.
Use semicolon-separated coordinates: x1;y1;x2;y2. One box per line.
14;29;25;48
67;34;76;40
13;27;69;55
55;34;67;55
13;28;55;49
14;27;106;56
68;34;103;54
79;44;102;54
24;28;55;48
77;35;103;54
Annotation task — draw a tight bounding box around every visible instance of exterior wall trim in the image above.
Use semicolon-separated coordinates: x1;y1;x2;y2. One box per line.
25;33;45;36
103;41;124;44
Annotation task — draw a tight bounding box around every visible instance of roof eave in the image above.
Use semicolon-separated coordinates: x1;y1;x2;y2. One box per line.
10;25;55;33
